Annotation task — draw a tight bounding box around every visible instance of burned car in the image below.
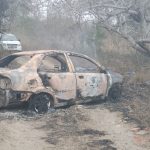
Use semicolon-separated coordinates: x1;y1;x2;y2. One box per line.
0;50;123;113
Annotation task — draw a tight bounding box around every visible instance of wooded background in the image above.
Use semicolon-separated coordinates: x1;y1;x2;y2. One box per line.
0;0;150;59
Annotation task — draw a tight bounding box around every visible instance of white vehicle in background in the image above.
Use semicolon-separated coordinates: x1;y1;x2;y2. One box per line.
0;33;22;51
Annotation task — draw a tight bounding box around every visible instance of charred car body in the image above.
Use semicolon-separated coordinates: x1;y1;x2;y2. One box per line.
0;50;123;113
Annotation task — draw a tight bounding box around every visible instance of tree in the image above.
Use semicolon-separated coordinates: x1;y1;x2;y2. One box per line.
62;0;150;57
0;0;9;31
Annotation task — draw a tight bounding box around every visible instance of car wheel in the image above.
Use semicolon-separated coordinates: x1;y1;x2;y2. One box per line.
28;93;53;114
108;83;122;101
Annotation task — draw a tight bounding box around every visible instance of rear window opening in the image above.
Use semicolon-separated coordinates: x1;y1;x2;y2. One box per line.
0;55;32;69
38;54;69;73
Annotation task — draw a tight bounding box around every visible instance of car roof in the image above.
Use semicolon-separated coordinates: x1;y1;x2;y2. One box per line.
11;50;101;67
12;50;86;57
13;50;67;55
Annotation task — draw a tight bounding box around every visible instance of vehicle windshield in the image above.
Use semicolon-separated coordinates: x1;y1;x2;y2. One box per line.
0;55;32;69
1;34;18;41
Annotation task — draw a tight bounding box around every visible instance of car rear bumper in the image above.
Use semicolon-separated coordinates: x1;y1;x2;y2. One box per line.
0;89;31;107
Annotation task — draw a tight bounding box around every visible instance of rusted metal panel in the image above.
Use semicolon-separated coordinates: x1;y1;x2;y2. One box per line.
39;72;76;100
75;73;108;98
0;50;123;108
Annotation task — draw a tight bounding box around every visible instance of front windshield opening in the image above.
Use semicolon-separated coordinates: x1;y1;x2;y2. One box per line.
0;55;32;69
1;34;18;41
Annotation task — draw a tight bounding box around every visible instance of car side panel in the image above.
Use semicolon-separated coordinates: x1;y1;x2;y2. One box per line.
75;73;108;98
38;72;76;100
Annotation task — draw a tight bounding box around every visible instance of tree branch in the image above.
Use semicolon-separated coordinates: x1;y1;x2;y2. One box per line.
98;22;150;56
137;39;150;44
87;4;129;10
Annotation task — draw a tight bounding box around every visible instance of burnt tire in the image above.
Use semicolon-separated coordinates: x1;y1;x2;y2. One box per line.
28;93;53;114
108;83;122;101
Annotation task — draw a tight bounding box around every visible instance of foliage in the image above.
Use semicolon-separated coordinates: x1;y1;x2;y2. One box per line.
0;0;9;31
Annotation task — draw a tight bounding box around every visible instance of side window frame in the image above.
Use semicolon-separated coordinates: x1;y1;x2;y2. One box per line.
38;53;69;73
69;54;100;73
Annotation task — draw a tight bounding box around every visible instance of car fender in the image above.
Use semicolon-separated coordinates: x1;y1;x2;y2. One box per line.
30;87;57;105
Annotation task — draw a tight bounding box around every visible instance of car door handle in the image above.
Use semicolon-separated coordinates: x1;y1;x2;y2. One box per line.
79;75;84;79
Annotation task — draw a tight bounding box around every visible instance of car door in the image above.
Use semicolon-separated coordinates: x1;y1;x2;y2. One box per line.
69;54;108;98
37;53;76;100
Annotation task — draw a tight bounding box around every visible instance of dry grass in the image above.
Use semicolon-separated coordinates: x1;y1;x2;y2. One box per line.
97;31;150;127
129;70;150;84
98;50;150;127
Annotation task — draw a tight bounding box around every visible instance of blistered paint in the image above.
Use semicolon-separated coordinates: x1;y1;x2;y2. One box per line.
75;73;108;98
39;72;76;100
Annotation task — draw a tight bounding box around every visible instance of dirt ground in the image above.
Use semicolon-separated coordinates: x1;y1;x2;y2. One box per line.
0;99;149;150
0;51;149;150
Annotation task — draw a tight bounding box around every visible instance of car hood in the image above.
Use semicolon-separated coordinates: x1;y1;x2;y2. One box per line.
108;70;123;85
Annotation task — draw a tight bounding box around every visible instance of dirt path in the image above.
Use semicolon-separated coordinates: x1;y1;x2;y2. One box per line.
78;105;149;150
0;119;51;150
0;104;149;150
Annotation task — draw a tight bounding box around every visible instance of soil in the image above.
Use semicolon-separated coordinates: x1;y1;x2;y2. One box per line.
0;100;149;150
0;57;149;150
0;47;149;150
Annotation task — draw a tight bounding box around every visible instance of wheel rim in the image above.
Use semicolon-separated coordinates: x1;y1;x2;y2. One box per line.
31;94;51;113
